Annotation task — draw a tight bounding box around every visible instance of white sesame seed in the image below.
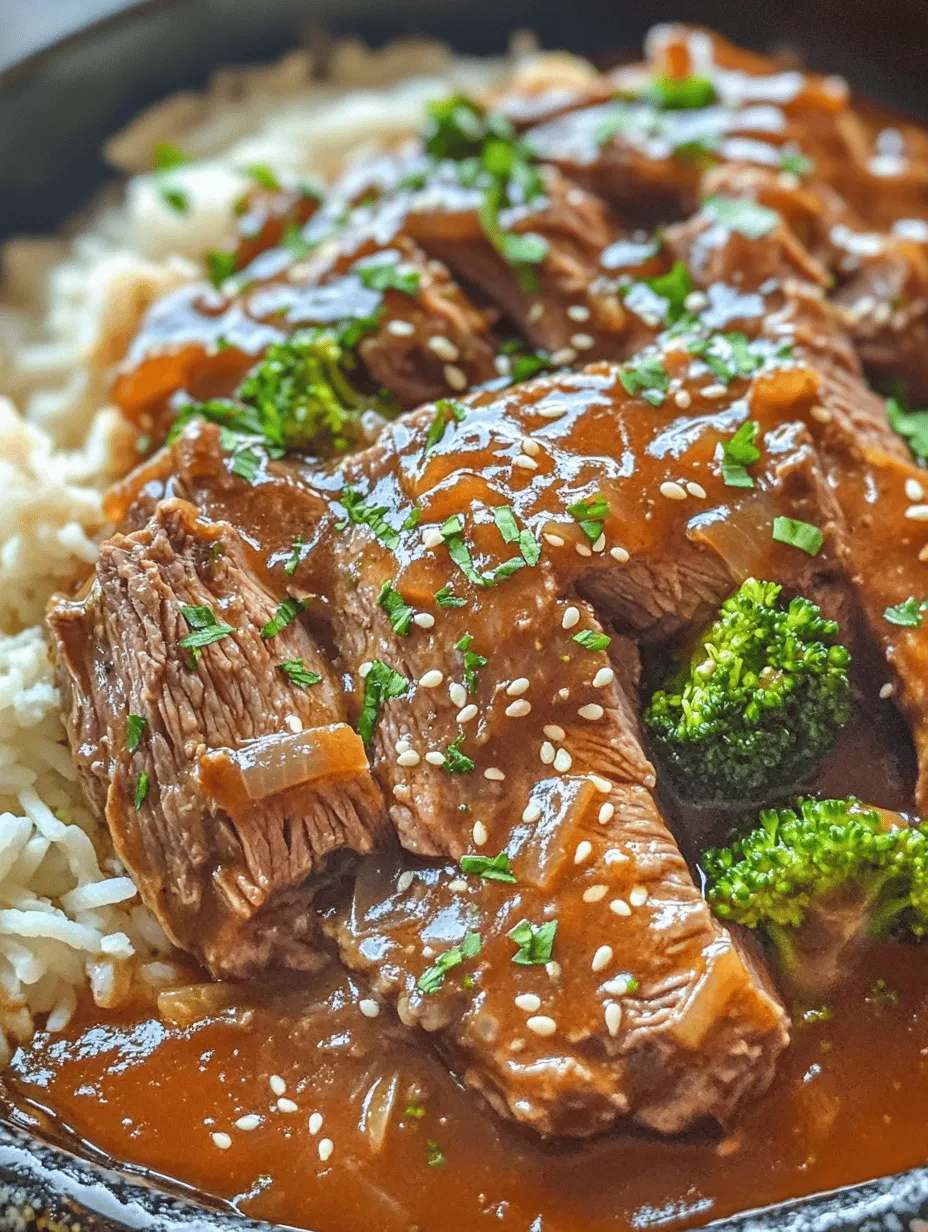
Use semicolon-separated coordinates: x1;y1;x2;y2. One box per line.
590;774;612;794
589;533;605;554
540;741;556;765
514;453;539;470
907;478;926;502
685;481;707;499
506;699;532;718
660;481;687;501
567;304;591;322
545;532;566;547
212;1132;232;1150
526;1015;557;1037
905;505;928;521
610;898;632;916
880;682;894;699
562;606;581;630
521;437;541;456
674;388;692;409
397;749;421;767
546;960;561;980
537;404;566;420
583;884;607;903
515;993;542;1012
270;1075;286;1096
457;704;479;723
576;541;593;557
571;333;595;350
574;840;592;864
473;820;488;846
598;802;615;825
551;347;577;365
495;354;512;376
507;677;530;696
592;667;615;689
610;545;630;563
318;1138;334;1163
448;878;468;892
592;945;613;972
309;1113;323;1135
419;669;444;688
413;612;435;629
522;801;542;823
920;544;928;562
397;870;414;893
702;383;727;399
553;748;573;773
235;1115;261;1131
810;404;832;424
544;724;566;741
603;975;635;995
485;767;506;781
444;364;468;390
393;783;411;800
579;703;604;721
604;1001;623;1037
684;290;708;312
425;751;446;766
449;682;467;708
278;1098;298;1113
359;999;380;1019
527;302;544;322
629;886;649;907
387;319;415;336
358;661;373;679
422;527;444;548
428;335;460;361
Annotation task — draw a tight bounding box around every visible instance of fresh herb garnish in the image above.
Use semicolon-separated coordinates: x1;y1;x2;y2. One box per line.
357;256;421;297
134;773;150;809
460;851;516;883
440;514;525;589
205;249;238;289
772;516;824;556
284;536;304;576
493;505;541;565
358;659;410;744
127;715;146;753
337;487;402;551
688;331;766;385
152;141;188;171
456;633;487;693
641;260;694;324
778;148;815;177
444;731;475;774
405;1102;426;1119
567;493;610;544
178;604;233;659
618;355;669;405
261;597;306;640
158;184;189;213
281;222;315;261
243;163;281;191
228;444;262;483
417;930;482;994
507;918;557;966
424;398;467;454
377;581;415;636
721;419;761;488
573;628;612;652
642;74;717;110
886;396;928;464
499;339;554;383
435;584;467;608
702;195;780;239
884;597;928;628
426;1140;447;1167
278;659;322;688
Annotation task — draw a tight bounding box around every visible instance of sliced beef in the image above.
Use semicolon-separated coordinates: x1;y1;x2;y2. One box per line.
47;499;384;979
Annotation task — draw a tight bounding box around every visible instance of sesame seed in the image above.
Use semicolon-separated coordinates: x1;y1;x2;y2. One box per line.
515;993;542;1012
583;884;607;903
674;389;692;409
318;1138;334;1163
880;682;894;699
567;304;590;322
507;677;530;695
571;333;595;350
393;783;411;800
592;667;615;689
905;505;928;521
592;945;613;972
551;347;577;365
235;1115;261;1131
387;319;415;336
448;878;468;892
473;820;488;846
557;687;569;699
309;1112;323;1135
543;724;566;741
590;774;612;794
422;527;444;548
576;542;593;558
212;1132;232;1150
485;767;506;781
396;750;420;768
578;703;604;721
598;802;615;825
495;355;512;376
920;544;928;562
537;404;566;420
522;801;542;823
527;302;544;323
358;661;373;679
907;478;926;502
702;383;727;399
540;741;556;765
425;751;446;766
457;704;478;723
397;870;414;892
506;699;532;717
514;453;539;470
629;886;649;907
604;1002;623;1037
414;612;435;629
574;840;592;864
521;437;541;456
419;669;444;688
610;545;630;563
359;999;380;1019
603;975;636;995
562;606;581;630
428;335;460;361
526;1015;557;1037
544;532;566;547
546;960;561;980
270;1075;286;1096
660;481;687;501
278;1098;298;1113
553;748;573;773
444;364;468;390
685;481;707;499
610;898;632;916
449;682;467;708
810;404;832;424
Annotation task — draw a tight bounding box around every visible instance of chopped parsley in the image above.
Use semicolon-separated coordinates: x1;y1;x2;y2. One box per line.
178;604;233;660
618;355;669;405
134;773;150;809
127;715;146;753
357;256;421;297
435;584;467;608
278;659;322;688
459;851;516;883
205;248;238;289
568;493;610;544
282;222;315;261
573;628;612;652
721;419;761;488
884;597;928;628
779;147;815;177
426;1140;447;1168
377;582;415;636
440;514;525;589
688;331;767;385
243;163;281;191
456;633;487;693
444;732;475;774
641;260;694;324
158;184;189;214
642;74;717;110
261;597;306;640
424;398;467;454
702;195;780;239
508;918;557;966
493;505;541;565
337;487;402;551
284;536;304;576
358;659;410;744
886;395;928;464
772;516;824;556
228;443;262;483
499;339;554;382
152;141;188;170
405;1102;426;1119
417;930;481;994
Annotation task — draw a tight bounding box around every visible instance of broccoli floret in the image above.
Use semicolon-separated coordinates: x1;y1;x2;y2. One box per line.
703;797;928;989
643;578;851;804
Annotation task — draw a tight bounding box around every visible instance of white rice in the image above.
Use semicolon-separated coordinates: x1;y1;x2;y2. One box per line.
0;30;578;1060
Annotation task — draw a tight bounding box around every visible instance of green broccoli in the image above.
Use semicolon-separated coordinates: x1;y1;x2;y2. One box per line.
643;578;851;804
703;797;928;990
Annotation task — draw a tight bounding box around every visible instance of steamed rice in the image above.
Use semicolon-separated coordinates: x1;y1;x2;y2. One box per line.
0;31;551;1061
